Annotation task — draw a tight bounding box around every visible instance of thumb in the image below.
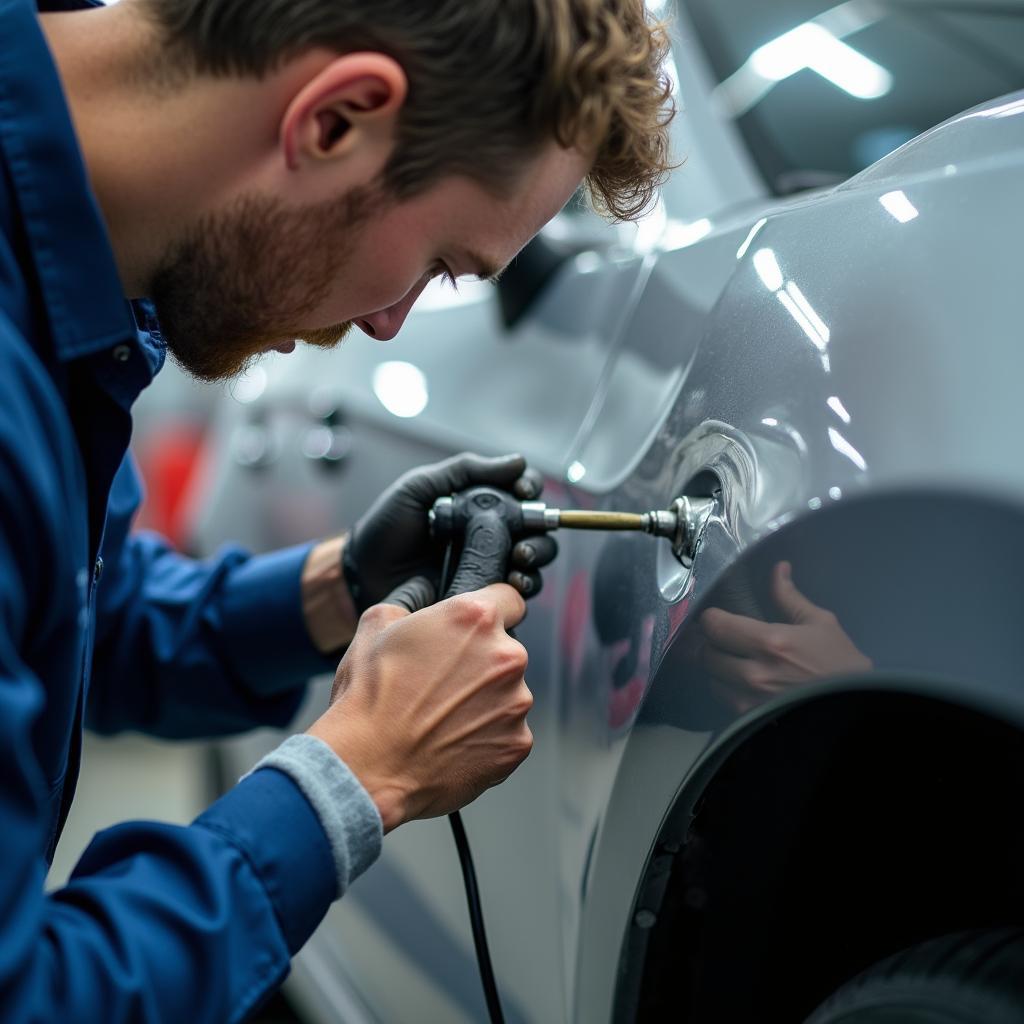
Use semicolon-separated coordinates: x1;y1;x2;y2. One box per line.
350;577;435;644
380;575;436;613
772;561;821;624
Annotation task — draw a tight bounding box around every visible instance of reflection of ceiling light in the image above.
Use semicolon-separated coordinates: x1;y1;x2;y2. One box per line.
753;248;784;291
829;427;867;471
663;217;713;250
567;461;587;483
827;395;852;424
633;198;712;254
751;23;892;99
784;282;830;346
372;361;429;418
974;97;1024;120
753;248;833;365
879;190;919;223
737;218;768;260
778;291;828;352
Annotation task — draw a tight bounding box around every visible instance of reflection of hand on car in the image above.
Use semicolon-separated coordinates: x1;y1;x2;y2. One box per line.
700;561;872;713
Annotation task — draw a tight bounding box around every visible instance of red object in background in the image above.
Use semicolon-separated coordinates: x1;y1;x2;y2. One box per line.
134;423;207;549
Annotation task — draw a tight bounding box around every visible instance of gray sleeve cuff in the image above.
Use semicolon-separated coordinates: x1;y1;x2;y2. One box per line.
248;734;383;897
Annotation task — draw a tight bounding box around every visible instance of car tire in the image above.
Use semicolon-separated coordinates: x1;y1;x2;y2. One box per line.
804;929;1024;1024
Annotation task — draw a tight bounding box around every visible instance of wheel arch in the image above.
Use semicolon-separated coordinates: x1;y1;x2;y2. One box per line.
600;680;1024;1023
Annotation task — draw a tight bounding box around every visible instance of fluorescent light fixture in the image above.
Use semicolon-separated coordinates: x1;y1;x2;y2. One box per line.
750;22;892;100
879;190;919;223
714;4;890;116
827;395;852;424
829;427;867;471
372;361;429;418
737;218;768;260
753;248;784;292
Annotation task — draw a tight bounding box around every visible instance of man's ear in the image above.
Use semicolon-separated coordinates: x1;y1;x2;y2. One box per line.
281;53;407;172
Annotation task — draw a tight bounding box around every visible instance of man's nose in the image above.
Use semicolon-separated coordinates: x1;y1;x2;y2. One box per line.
356;276;430;341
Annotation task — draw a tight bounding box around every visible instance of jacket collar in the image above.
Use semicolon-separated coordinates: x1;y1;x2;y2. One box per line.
0;0;136;361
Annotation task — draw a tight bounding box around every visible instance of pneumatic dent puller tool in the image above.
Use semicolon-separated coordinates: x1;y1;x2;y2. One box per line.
427;485;710;1024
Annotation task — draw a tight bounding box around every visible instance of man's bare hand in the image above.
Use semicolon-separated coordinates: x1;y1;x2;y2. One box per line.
701;561;872;713
307;581;532;832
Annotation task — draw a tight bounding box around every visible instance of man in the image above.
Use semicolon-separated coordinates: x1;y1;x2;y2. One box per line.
0;0;672;1018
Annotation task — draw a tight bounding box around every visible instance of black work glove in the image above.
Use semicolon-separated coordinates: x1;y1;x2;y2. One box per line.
342;452;558;612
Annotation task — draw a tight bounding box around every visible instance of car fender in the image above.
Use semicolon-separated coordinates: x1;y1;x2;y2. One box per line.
572;486;1024;1023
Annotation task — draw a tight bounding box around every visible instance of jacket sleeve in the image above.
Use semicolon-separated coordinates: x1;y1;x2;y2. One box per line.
0;439;343;1023
87;455;339;738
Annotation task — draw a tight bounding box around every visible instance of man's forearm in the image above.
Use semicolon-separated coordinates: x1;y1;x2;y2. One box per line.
302;535;359;653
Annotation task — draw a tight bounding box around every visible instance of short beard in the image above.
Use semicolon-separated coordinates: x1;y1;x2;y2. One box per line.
149;184;381;382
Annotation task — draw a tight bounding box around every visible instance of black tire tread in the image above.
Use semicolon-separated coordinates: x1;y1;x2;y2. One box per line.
805;928;1024;1024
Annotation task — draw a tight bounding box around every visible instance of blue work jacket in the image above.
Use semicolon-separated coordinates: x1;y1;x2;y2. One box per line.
0;0;342;1019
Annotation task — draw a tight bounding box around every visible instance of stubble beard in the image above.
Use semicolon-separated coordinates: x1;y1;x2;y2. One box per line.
149;184;381;382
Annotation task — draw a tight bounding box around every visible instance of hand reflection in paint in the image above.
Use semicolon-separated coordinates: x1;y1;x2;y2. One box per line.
700;561;872;714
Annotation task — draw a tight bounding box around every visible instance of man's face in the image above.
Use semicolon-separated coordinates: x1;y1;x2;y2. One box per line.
150;144;588;382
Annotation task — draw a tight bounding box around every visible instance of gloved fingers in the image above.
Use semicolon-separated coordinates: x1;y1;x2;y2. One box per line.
508;569;543;599
512;467;544;500
511;535;558;570
380;576;436;613
416;452;527;501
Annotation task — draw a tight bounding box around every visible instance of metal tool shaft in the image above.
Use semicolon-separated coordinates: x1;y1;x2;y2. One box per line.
555;510;648;531
429;491;710;568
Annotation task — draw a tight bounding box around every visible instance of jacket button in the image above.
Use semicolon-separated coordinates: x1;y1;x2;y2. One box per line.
112;344;132;363
94;556;104;583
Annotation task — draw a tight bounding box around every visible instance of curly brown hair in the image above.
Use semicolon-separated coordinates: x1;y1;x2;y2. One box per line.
143;0;675;221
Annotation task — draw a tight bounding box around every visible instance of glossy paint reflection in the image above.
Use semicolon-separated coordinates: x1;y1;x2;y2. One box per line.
698;560;871;715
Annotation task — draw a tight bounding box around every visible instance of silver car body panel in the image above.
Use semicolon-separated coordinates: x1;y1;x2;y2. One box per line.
191;55;1024;1024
